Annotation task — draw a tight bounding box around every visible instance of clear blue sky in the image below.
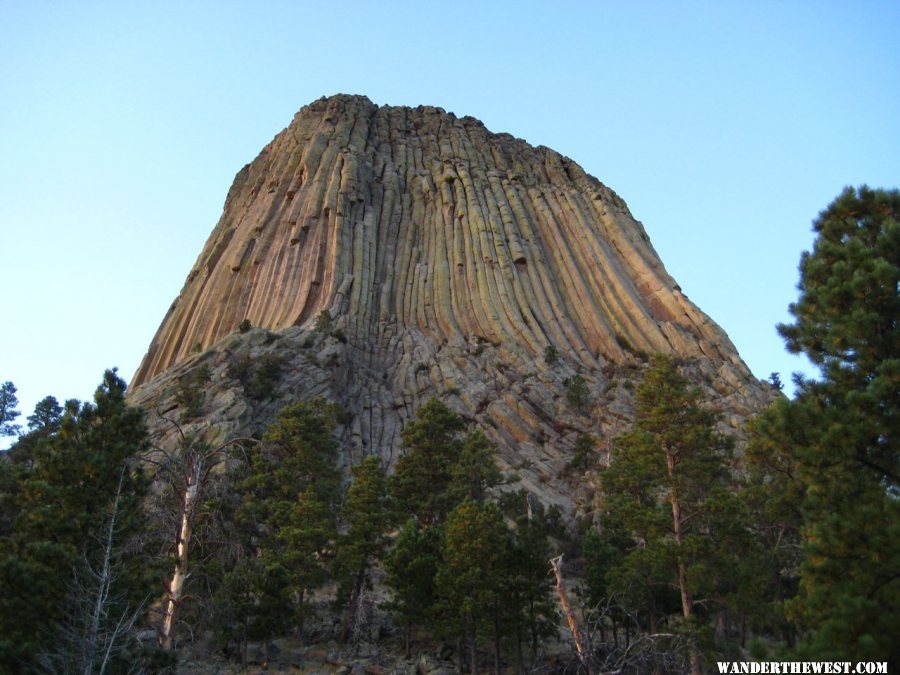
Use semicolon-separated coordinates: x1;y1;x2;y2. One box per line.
1;1;898;434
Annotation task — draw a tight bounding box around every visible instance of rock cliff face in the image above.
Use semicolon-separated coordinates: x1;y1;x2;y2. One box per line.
130;94;774;515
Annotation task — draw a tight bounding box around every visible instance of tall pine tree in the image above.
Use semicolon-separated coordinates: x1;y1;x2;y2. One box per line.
0;371;155;671
599;355;737;674
391;398;466;524
772;186;899;663
334;455;394;642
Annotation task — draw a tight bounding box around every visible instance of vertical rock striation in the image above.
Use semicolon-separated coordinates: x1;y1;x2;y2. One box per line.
131;94;774;512
135;95;749;385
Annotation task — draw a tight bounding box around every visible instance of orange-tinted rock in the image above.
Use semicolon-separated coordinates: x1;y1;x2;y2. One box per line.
130;95;776;515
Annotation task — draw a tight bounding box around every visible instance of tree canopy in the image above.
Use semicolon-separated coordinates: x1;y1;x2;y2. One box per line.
0;370;156;671
768;186;899;663
0;381;20;437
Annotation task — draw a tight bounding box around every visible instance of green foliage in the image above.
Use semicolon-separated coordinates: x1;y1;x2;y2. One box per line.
188;401;343;656
247;354;284;399
743;400;807;643
340;456;393;567
227;354;252;382
0;380;20;436
334;455;394;632
563;374;591;414
315;308;333;333
0;371;156;671
767;186;900;662
543;344;559;365
502;494;559;659
385;519;443;649
780;186;899;382
232;400;341;629
385;403;551;668
176;382;204;421
582;527;627;608
598;355;741;654
432;497;557;671
229;353;285;400
392;399;502;525
568;433;599;472
391;398;466;523
212;557;293;656
174;364;212;419
26;395;63;433
435;500;510;644
439;500;507;606
449;429;502;504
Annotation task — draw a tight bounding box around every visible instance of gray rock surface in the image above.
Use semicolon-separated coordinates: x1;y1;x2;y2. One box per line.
129;94;778;519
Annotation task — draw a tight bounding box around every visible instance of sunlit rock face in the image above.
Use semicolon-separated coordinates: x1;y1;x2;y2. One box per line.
131;95;775;514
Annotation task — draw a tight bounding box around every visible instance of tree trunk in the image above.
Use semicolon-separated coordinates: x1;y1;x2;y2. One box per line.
529;599;538;657
159;459;202;650
83;472;124;675
667;453;701;675
516;622;524;673
492;604;501;675
469;629;477;674
340;568;367;643
550;555;590;673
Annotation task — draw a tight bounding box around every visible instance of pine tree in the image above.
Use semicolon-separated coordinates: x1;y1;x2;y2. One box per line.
0;370;155;671
599;355;736;674
742;400;808;645
771;186;899;662
334;455;393;641
435;499;511;674
503;496;558;665
234;400;341;629
27;395;64;434
212;556;292;663
150;432;244;651
391;398;465;523
384;519;443;656
385;399;517;666
0;380;21;437
448;429;502;504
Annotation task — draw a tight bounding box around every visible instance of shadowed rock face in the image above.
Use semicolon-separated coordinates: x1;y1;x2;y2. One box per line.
131;94;774;513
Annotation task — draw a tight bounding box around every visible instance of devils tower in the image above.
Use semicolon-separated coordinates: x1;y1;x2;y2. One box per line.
130;94;774;513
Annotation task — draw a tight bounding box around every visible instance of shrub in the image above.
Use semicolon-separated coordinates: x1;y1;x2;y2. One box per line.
543;345;559;365
246;355;285;400
227;355;252;383
175;380;204;420
228;354;285;401
563;374;591;414
567;433;598;471
175;364;213;420
315;309;333;333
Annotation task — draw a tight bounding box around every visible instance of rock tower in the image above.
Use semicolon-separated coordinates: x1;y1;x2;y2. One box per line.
131;94;774;514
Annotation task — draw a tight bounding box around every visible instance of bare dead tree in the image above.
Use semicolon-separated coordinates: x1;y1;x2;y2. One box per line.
580;595;690;675
144;412;257;651
36;467;150;675
550;555;590;673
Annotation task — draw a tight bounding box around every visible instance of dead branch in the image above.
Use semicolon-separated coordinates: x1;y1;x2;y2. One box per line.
550;554;590;673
